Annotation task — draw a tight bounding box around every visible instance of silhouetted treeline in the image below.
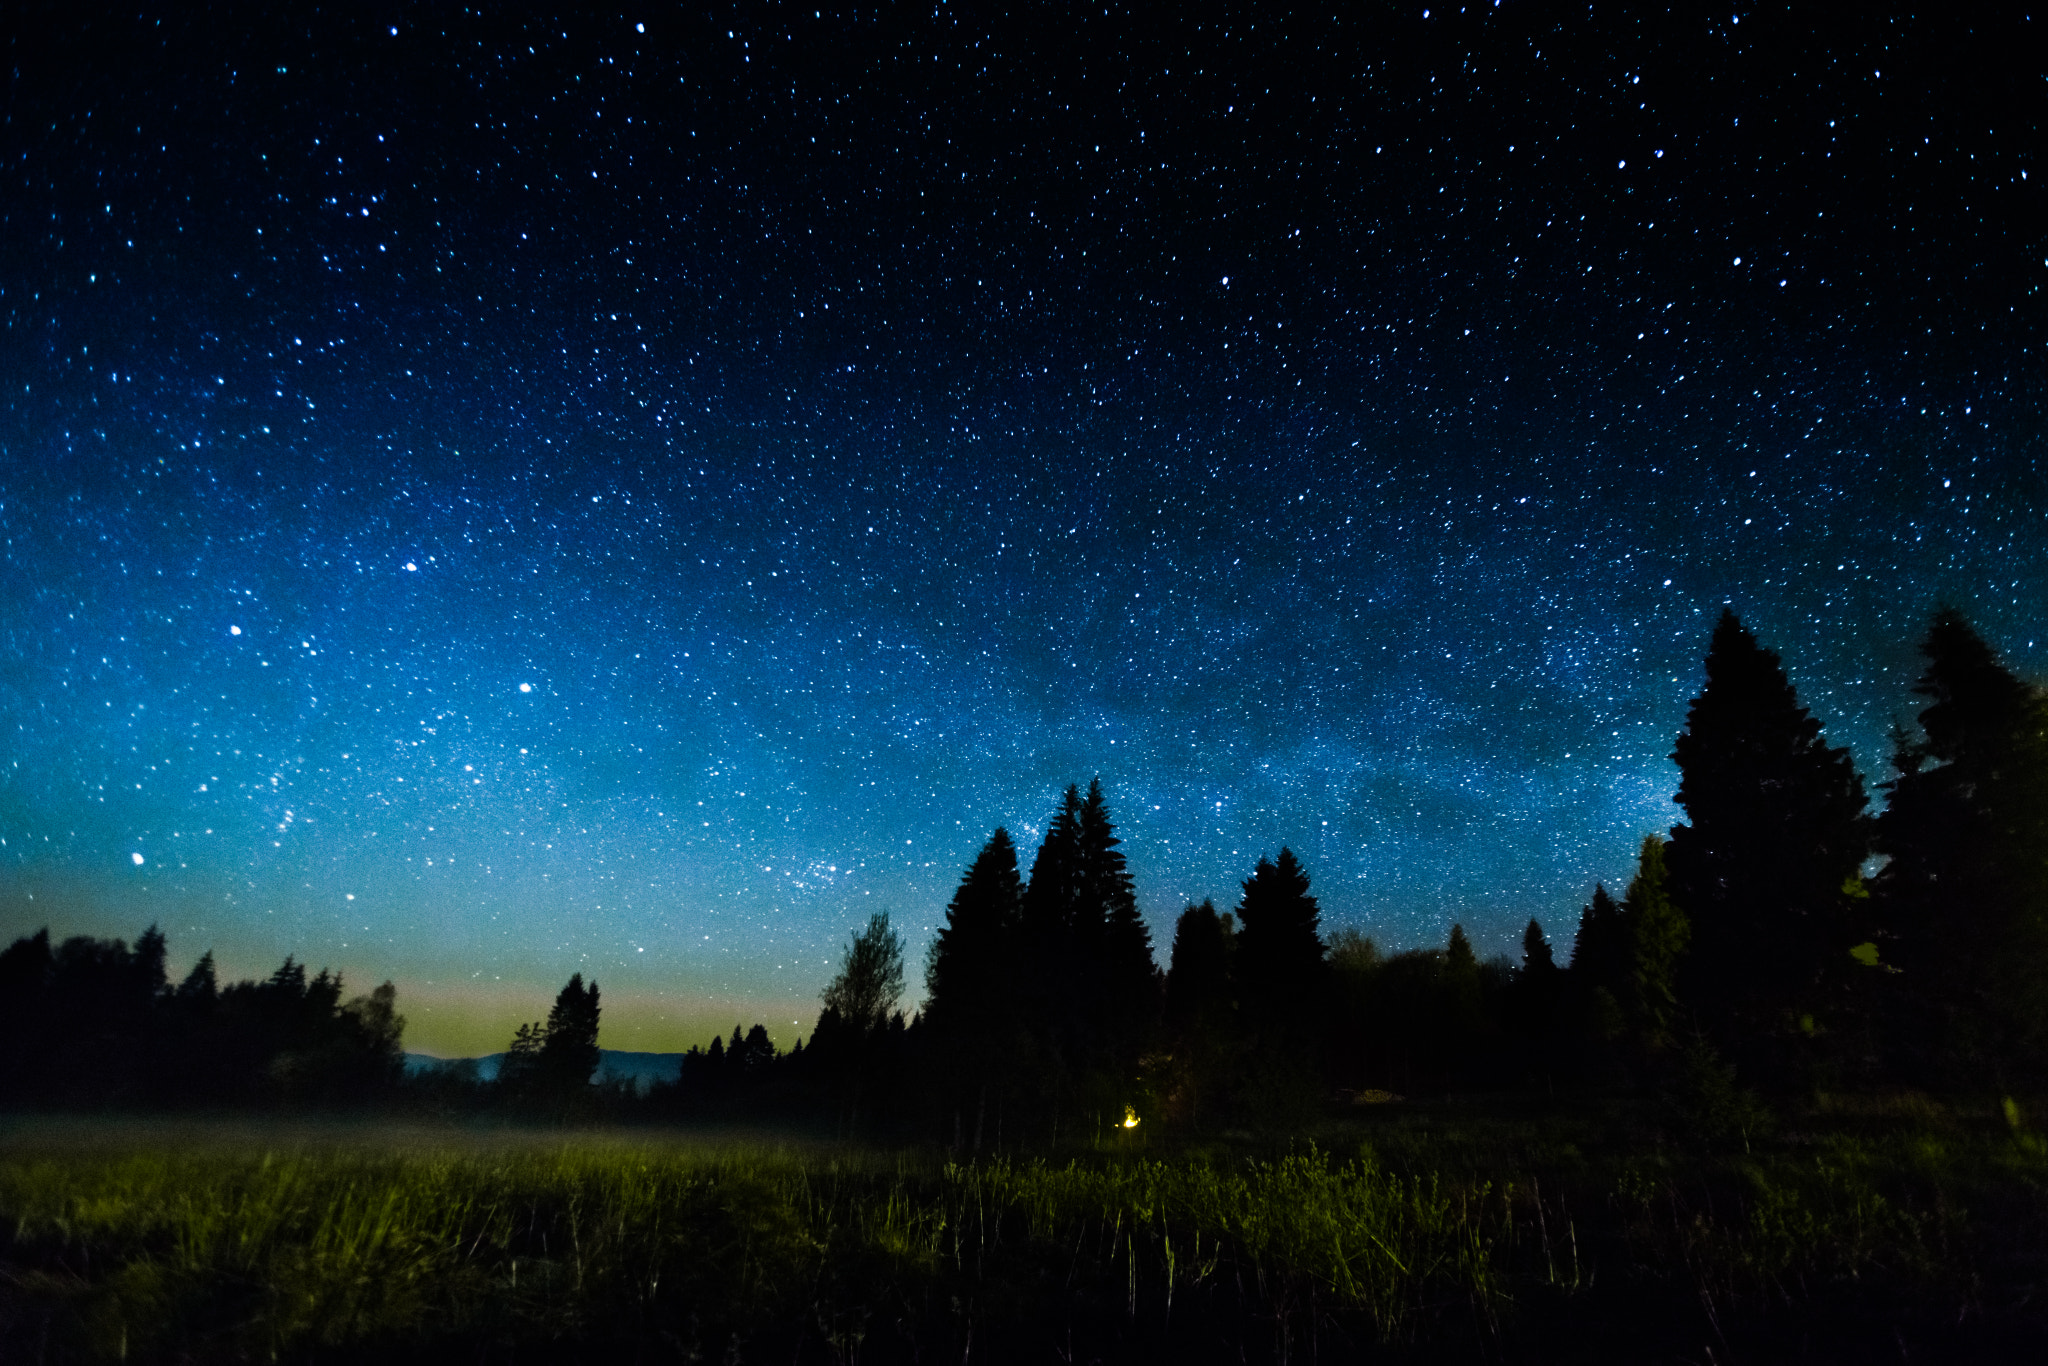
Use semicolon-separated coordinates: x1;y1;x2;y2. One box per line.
14;608;2047;1135
652;608;2048;1144
0;928;404;1109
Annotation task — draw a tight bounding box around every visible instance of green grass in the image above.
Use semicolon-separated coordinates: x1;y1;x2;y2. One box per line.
3;1101;2046;1362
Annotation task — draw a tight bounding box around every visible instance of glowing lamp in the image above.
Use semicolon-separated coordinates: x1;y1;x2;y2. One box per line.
1121;1106;1140;1130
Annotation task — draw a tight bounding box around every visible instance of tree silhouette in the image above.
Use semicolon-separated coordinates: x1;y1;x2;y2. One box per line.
539;974;602;1090
1164;900;1236;1125
1232;849;1326;1121
1079;778;1161;1066
1667;610;1871;1061
925;829;1026;1150
1512;918;1565;1066
1875;610;2048;1081
499;974;601;1107
822;912;906;1036
1233;848;1325;1040
1570;884;1629;1046
925;829;1023;1038
815;912;906;1135
1620;835;1689;1054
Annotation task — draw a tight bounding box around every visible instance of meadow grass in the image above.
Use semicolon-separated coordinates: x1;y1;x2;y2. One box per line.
2;1101;2045;1362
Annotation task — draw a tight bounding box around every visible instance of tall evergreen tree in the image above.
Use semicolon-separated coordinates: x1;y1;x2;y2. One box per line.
1619;836;1689;1053
1019;785;1086;980
1509;918;1566;1084
925;829;1026;1149
1233;849;1325;1042
1570;886;1628;990
925;829;1024;1036
538;973;602;1091
1570;885;1629;1046
1164;900;1236;1124
1667;610;1871;1054
1875;610;2048;1080
1016;786;1088;1109
1078;778;1161;1057
1442;924;1485;1067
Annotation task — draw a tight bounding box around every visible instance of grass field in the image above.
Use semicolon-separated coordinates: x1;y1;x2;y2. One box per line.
3;1096;2046;1362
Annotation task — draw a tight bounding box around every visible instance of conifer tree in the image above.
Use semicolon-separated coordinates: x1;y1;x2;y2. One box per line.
177;951;219;1006
1514;918;1564;1047
1233;848;1325;1042
1019;786;1086;998
1570;885;1629;1044
1165;901;1234;1037
1570;886;1628;991
925;829;1024;1036
925;830;1025;1148
1443;924;1484;1065
1621;835;1689;1052
499;974;600;1103
1876;610;2048;1078
1016;786;1088;1110
1078;779;1161;1055
1667;610;1871;1053
1164;900;1236;1124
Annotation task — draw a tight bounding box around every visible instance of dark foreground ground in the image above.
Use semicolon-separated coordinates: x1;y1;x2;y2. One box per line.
3;1091;2046;1363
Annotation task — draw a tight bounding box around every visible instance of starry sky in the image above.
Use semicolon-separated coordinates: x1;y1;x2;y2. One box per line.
3;5;2043;1056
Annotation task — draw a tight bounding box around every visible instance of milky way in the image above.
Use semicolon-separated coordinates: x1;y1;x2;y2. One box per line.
3;7;2042;1054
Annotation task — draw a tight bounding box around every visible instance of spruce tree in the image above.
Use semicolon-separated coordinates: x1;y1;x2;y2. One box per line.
1017;786;1088;1098
1443;924;1484;1070
1621;835;1689;1053
1570;886;1628;991
1020;786;1086;976
1667;610;1871;1054
925;828;1024;1036
1514;918;1563;1042
1876;610;2048;1079
925;829;1025;1148
1164;900;1236;1124
1233;849;1325;1042
1570;885;1629;1045
537;973;602;1092
1078;779;1161;1056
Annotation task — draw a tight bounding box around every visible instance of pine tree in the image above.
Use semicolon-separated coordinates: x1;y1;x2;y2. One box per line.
1443;924;1484;1069
1570;886;1628;991
1233;849;1325;1044
1876;610;2048;1079
925;829;1025;1150
1164;901;1236;1124
1621;836;1689;1052
1570;885;1629;1045
1019;786;1086;1016
1078;779;1161;1058
924;829;1023;1039
523;974;601;1095
1514;918;1563;1042
1667;610;1871;1053
1015;786;1088;1113
177;951;219;1006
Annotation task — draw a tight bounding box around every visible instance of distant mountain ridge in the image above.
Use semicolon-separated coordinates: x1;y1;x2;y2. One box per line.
405;1049;684;1091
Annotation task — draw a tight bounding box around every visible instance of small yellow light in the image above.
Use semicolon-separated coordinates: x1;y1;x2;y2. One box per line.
1122;1106;1140;1129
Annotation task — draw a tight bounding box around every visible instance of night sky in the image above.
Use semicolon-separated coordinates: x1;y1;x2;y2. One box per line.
3;5;2042;1056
